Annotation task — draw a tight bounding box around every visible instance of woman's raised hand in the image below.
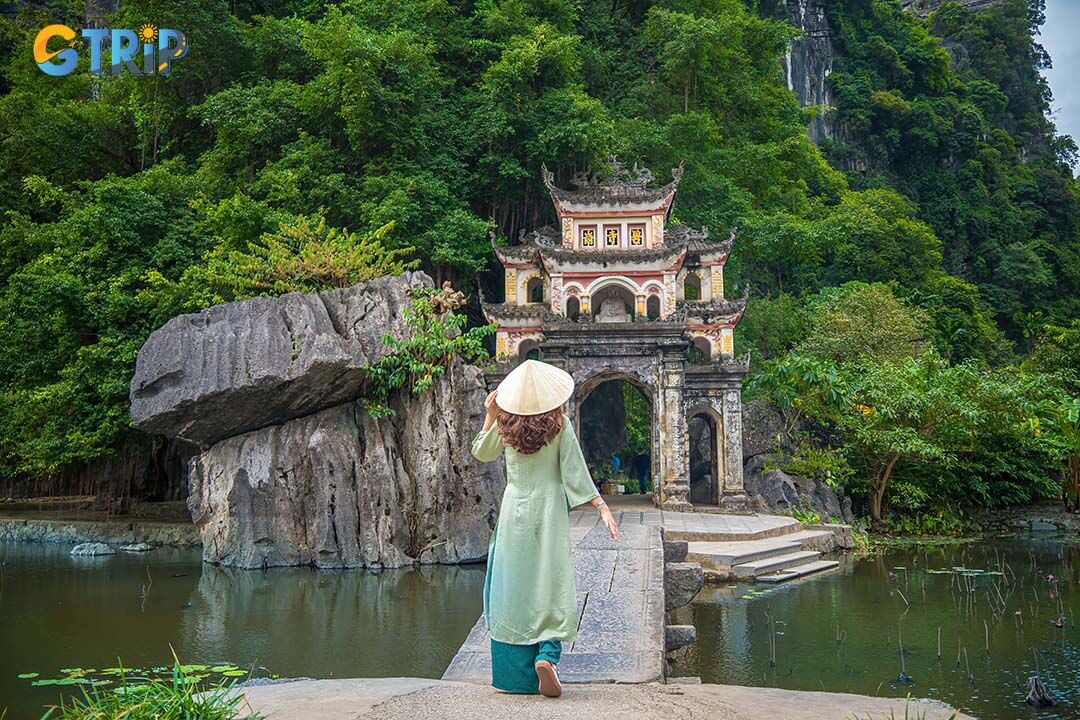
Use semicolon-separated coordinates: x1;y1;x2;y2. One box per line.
482;390;500;430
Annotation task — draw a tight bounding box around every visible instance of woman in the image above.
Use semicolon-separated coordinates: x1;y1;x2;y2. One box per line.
471;360;621;698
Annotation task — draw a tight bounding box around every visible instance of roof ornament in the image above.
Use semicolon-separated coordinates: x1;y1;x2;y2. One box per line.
540;158;684;205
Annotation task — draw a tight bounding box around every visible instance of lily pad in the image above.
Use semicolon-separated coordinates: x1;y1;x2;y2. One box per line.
210;665;240;673
221;669;247;678
17;672;39;679
177;664;209;673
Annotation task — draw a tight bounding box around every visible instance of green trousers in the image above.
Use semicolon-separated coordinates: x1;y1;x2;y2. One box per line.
490;638;562;693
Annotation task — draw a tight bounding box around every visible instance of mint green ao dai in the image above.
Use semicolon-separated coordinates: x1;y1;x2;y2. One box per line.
471;414;600;646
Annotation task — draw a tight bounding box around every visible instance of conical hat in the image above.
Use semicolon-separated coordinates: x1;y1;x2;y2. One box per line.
495;360;575;416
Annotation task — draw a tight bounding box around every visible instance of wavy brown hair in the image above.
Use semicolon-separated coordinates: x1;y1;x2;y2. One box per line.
496;407;564;455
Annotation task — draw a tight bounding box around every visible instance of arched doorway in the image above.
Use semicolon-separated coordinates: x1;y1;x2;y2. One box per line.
518;339;541;362
526;277;545;303
575;373;654;499
646;294;660;320
567;295;581;321
684;272;702;301
687;409;721;505
689;336;711;365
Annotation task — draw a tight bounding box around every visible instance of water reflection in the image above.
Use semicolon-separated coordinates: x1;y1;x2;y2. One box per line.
0;542;484;719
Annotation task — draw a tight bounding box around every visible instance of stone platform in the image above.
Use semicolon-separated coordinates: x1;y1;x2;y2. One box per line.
442;522;666;684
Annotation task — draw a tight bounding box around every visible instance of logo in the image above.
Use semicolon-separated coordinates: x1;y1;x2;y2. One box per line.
34;24;188;77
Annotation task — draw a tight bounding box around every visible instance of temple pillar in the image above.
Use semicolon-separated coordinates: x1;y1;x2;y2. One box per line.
718;388;748;510
657;343;691;511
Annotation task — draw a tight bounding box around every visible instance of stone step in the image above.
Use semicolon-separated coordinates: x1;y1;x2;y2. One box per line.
686;530;835;572
665;514;803;543
732;550;822;579
755;559;841;584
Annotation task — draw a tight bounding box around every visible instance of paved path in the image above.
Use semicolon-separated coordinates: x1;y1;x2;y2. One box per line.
442;521;666;683
444;505;818;685
236;677;973;720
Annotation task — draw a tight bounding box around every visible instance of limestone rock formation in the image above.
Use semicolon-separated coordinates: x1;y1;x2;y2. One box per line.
187;361;503;569
132;272;505;569
744;456;853;524
782;0;835;143
130;271;429;447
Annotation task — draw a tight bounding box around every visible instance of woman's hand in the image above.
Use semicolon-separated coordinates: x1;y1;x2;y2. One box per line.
482;390;499;430
598;503;620;541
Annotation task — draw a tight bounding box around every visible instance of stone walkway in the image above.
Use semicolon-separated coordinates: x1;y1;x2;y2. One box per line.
569;501;801;541
443;521;666;684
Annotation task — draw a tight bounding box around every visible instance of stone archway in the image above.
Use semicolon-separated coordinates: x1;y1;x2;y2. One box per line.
687;405;722;506
574;371;657;502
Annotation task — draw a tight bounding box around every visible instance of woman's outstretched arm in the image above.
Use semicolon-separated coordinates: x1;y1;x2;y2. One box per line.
559;415;620;541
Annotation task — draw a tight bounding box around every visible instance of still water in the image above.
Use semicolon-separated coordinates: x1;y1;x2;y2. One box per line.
0;542;484;719
670;534;1080;720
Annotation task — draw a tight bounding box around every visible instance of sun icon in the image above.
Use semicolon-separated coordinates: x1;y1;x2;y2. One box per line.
137;24;158;43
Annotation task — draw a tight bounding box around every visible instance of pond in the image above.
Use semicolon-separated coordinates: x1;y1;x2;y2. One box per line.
0;541;484;719
669;533;1079;720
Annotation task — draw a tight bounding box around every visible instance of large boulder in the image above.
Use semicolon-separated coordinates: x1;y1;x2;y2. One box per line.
130;272;429;447
187;360;504;569
741;399;790;461
744;462;851;523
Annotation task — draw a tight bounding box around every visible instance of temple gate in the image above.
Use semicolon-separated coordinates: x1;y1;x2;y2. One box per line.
482;159;749;511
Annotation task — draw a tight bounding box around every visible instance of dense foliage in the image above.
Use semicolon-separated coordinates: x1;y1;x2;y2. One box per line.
0;0;1076;526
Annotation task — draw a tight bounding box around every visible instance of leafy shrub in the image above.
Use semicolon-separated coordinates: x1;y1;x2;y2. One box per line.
779;438;854;490
362;285;495;416
207;211;417;296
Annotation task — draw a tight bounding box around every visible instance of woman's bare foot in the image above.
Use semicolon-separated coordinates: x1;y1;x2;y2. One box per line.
534;660;562;698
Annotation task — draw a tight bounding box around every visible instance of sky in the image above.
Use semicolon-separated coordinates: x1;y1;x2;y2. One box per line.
1041;0;1080;167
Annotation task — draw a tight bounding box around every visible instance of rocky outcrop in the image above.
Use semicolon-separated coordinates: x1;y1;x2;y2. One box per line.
742;400;853;523
130;271;429;448
132;272;505;570
744;456;853;524
782;0;836;143
187;361;503;569
70;542;115;556
741;399;789;461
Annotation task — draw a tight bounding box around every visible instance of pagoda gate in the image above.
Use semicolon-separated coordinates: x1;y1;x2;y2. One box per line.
482;159;750;512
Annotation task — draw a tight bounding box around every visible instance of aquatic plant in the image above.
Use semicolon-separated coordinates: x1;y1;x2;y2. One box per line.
37;654;260;720
31;649;262;720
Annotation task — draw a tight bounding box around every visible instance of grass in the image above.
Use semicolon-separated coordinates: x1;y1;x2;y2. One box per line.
37;650;261;720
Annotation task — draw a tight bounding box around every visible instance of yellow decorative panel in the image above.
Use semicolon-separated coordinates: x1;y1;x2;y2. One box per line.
722;330;733;355
711;266;724;300
652;215;664;247
561;217;573;247
496;333;508;359
504;269;517;304
636;296;646;316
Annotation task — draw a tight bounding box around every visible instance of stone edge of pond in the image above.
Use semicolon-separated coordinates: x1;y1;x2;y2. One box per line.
0;516;202;549
230;677;975;720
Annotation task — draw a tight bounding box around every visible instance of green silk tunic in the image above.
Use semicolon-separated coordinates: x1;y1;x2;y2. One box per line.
472;413;600;645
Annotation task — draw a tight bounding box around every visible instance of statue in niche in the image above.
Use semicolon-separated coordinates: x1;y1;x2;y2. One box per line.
596;293;631;323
